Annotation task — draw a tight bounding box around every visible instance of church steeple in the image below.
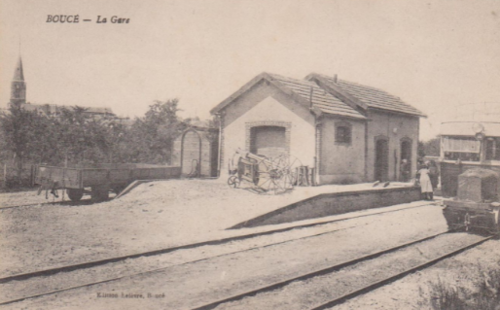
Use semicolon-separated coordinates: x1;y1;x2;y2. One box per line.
10;56;26;106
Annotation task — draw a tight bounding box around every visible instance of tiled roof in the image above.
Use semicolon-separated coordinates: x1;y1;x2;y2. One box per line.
441;121;500;137
19;103;115;116
311;74;425;117
267;73;366;120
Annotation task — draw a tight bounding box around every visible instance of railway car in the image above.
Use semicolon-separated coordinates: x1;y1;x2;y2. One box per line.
439;121;500;198
34;163;181;202
439;121;500;233
442;168;500;233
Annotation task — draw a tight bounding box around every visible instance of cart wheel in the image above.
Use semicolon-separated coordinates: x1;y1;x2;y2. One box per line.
227;176;239;188
91;187;109;202
67;189;84;202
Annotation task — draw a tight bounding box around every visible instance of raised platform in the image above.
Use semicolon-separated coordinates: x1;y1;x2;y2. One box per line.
114;179;421;235
230;185;421;229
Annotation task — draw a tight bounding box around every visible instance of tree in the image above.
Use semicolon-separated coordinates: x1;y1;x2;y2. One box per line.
129;99;182;164
418;137;441;158
423;138;441;157
0;99;186;184
0;105;49;176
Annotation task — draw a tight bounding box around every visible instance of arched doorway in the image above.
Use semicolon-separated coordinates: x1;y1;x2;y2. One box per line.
400;139;412;162
181;130;201;176
375;138;389;182
400;139;412;182
250;126;287;158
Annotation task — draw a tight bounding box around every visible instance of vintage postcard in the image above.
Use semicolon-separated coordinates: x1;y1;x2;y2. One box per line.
0;0;499;309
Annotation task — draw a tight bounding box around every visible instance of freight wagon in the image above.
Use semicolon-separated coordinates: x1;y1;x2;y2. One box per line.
34;163;181;202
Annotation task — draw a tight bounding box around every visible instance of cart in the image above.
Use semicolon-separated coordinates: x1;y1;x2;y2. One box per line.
227;149;300;194
34;163;181;202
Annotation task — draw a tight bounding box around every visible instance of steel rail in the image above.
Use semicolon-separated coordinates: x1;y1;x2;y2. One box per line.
0;223;353;306
309;234;496;310
0;231;449;307
0;203;433;284
188;231;449;310
0;223;359;306
0;198;96;210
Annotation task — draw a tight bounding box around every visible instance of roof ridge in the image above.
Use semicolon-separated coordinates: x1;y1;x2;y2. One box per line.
267;72;319;87
310;73;397;94
309;73;425;117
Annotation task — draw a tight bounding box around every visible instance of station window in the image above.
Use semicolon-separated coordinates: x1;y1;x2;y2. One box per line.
335;124;351;144
442;137;480;162
486;138;500;161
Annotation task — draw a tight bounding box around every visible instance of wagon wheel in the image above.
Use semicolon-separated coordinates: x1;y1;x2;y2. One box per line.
256;154;302;194
67;189;84;202
257;168;285;194
227;175;240;188
269;153;302;190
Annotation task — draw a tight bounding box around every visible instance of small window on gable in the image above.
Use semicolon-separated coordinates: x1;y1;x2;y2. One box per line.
335;124;351;144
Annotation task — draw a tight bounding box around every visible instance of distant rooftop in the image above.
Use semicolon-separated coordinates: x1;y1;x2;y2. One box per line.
440;121;500;137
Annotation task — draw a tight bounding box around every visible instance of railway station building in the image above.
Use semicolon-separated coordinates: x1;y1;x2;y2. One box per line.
211;72;425;185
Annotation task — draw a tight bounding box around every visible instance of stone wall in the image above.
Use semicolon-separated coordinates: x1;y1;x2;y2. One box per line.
231;186;422;228
318;116;366;184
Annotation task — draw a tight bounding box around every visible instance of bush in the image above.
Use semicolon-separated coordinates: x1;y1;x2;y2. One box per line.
425;269;500;310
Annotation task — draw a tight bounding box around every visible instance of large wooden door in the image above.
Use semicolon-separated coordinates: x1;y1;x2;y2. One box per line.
250;126;286;158
375;139;389;182
181;131;201;176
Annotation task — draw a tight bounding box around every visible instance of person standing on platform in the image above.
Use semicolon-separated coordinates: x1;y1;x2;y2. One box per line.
428;160;439;195
417;163;433;200
400;159;410;182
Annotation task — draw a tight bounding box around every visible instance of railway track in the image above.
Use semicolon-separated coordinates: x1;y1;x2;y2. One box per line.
0;215;392;306
0;229;450;308
190;233;495;310
0;202;442;308
0;198;99;210
309;234;495;310
0;201;435;284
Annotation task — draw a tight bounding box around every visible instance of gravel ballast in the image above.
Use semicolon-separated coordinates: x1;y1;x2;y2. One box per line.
2;204;447;310
213;233;485;310
330;238;500;310
0;180;419;277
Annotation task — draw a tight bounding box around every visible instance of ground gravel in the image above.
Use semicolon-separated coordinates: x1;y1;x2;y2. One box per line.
2;204;446;310
214;233;484;310
0;179;415;277
330;238;500;310
0;210;399;303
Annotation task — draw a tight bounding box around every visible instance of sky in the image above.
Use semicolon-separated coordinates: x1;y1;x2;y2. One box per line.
1;0;499;141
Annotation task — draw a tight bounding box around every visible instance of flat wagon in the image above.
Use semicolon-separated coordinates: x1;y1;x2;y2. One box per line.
34;163;181;202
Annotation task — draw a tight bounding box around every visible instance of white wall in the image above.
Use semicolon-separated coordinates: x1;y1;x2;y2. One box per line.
222;95;315;176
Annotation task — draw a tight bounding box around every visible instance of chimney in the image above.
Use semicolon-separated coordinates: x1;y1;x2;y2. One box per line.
333;74;338;83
